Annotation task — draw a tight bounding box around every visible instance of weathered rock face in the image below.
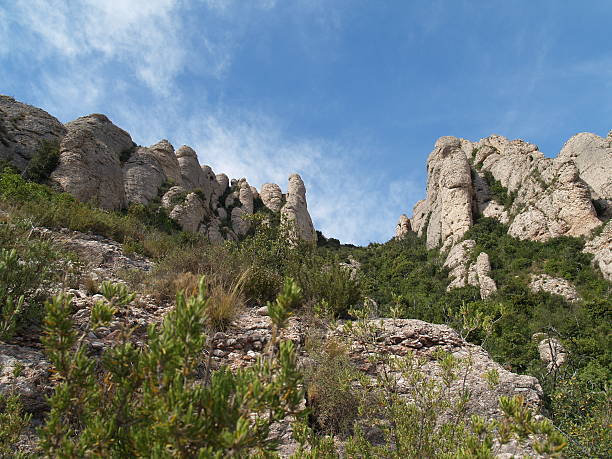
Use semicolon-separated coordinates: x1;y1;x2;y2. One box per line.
169;192;206;233
123;147;166;205
148;139;181;186
0;95;67;170
281;174;317;243
176;145;206;191
261;183;284;212
51;114;133;210
584;221;612;281
3;97;319;245
529;274;581;302
559;132;612;218
394;214;412;239
444;240;497;299
469;252;497;299
403;131;607;277
421;137;474;250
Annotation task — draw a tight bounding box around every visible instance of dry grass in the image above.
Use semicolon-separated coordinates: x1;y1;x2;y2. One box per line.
205;269;250;331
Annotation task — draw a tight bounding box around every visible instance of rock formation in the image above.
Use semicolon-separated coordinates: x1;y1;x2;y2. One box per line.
402;131;610;279
0;95;67;171
533;334;567;372
529;274;581;302
0;96;318;244
394;214;412;239
51;114;133;210
583;220;612;281
558;132;612;219
281;173;317;243
444;240;497;299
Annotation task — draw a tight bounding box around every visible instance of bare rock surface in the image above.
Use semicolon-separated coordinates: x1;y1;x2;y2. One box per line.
559;132;612;218
0;95;67;170
51;114;133;210
529;274;581;302
176;145;206;191
261;183;284;212
421;137;474;250
123;146;166;205
444;240;497;299
281;174;316;243
149;139;181;185
583;221;612;281
169;192;206;233
394;214;412;239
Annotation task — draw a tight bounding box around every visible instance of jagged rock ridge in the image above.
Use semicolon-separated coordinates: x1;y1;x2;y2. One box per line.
0;96;317;244
402;131;611;280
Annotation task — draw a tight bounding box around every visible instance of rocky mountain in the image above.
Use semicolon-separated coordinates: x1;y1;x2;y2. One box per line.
0;95;316;244
397;132;611;284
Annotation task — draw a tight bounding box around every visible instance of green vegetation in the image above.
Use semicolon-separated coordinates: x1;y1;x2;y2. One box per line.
481;170;517;211
39;278;305;457
23;140;60;183
0;166;608;456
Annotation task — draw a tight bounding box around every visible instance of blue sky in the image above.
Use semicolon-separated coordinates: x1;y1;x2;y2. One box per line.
1;1;611;244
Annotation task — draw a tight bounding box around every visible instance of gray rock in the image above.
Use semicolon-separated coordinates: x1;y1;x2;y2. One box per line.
148;139;182;186
260;183;284;212
583;221;612;281
281;174;316;243
123;147;166;205
51;114;132;210
169;192;206;232
394;214;412;239
529;274;581;302
0;95;67;170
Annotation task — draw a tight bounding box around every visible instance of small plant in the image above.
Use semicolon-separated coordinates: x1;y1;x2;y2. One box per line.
0;393;31;457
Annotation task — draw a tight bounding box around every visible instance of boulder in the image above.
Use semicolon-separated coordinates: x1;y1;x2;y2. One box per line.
123;147;166;205
231;206;250;237
444;241;497;299
533;334;567;372
51;114;132;210
281;174;316;243
238;179;254;214
260;183;284;212
168;192;206;233
394;214;412;239
529;274;581;302
0;95;67;170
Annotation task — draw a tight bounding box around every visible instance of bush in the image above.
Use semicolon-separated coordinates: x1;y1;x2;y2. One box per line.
23;140;60;183
39;278;306;457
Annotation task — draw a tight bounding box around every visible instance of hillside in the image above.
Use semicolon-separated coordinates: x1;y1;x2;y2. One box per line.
0;96;610;457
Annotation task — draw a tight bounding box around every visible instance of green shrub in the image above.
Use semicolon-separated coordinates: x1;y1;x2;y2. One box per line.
23;140;60;183
39;278;306;457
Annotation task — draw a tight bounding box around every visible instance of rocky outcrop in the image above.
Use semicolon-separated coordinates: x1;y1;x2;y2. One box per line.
583;221;612;281
281;174;317;243
402;131;607;277
149;139;181;185
444;240;497;299
168;192;206;233
394;214;412;239
468;252;497;299
2;97;318;244
559;132;612;219
533;334;567;372
419;137;474;250
51;114;133;210
261;183;284;212
123;147;166;205
0;95;67;171
529;274;581;302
